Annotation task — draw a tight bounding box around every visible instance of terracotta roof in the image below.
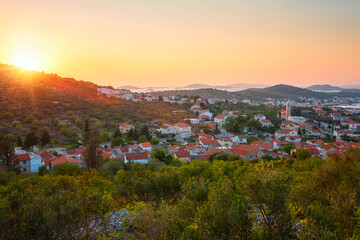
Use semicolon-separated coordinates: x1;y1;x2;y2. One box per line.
140;142;152;148
36;151;56;166
199;138;218;145
120;123;134;128
13;153;31;162
215;114;227;119
174;122;190;127
231;148;251;156
125;152;149;160
66;148;83;155
51;155;80;166
174;150;191;158
196;133;213;139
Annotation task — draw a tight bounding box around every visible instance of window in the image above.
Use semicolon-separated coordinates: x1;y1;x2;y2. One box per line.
23;160;26;164
23;168;26;171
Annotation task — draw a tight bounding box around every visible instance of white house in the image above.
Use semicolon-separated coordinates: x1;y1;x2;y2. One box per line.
174;122;192;138
255;114;266;120
158;124;176;134
139;142;152;152
214;114;228;127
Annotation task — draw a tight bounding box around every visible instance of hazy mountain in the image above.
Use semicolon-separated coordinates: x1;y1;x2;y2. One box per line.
307;84;343;92
117;85;140;89
184;84;213;89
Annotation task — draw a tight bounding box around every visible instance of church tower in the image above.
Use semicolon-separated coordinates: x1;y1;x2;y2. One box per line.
286;100;291;120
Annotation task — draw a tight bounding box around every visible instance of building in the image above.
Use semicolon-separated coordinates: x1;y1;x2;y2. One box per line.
124;152;149;164
286;100;291;120
119;123;135;133
174;122;192;138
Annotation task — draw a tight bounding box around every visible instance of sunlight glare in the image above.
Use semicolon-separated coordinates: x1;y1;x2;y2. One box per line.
13;48;42;71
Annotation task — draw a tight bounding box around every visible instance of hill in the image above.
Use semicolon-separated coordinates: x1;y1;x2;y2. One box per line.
0;64;193;146
307;84;343;92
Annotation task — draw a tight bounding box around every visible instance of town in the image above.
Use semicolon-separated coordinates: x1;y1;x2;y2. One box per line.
11;86;360;172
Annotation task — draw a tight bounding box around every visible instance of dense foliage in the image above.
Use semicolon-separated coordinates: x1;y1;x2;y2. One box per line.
1;149;360;239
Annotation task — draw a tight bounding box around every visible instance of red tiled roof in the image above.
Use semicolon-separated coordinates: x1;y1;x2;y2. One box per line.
125;152;149;160
174;122;190;127
140;142;152;148
196;133;213;139
120;123;134;128
13;153;31;162
66;148;83;155
51;155;80;166
36;151;56;166
215;114;227;119
174;150;191;158
231;148;251;156
199;138;218;145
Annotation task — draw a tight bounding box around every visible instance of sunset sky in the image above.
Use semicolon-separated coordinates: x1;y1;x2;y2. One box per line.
1;0;360;87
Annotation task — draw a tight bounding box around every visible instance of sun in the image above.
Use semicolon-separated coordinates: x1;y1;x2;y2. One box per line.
12;48;42;71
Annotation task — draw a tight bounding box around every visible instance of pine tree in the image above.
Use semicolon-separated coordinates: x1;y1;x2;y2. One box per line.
113;128;122;138
24;131;38;150
0;134;19;172
82;129;102;169
40;130;51;147
17;136;23;147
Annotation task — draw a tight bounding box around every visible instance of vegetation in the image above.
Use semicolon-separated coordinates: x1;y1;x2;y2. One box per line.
1;148;360;239
0;64;195;147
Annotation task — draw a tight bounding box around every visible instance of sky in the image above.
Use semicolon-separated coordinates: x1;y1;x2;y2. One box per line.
1;0;360;87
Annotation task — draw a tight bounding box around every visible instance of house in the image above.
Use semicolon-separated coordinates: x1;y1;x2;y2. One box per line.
199;138;219;149
185;118;200;124
13;152;42;172
260;119;272;128
51;155;81;167
158;124;176;134
196;133;214;139
66;148;83;159
349;122;359;132
237;135;248;144
308;129;321;137
139;142;152;152
173;150;191;162
36;150;56;166
217;137;233;147
124;152;149;164
119;123;135;133
214;114;228;127
255;114;266;120
174;122;192;138
199;110;213;119
333;130;354;139
286;135;302;143
231;148;256;160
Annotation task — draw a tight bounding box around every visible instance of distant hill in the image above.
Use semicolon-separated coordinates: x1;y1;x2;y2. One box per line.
154;84;360;100
307;84;343;92
184;84;213;89
117;85;140;89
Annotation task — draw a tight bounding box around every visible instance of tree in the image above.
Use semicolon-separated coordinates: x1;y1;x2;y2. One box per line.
113;128;122;138
111;136;124;147
150;148;174;165
99;131;111;141
293;149;312;160
84;118;89;133
82;130;103;169
138;135;147;143
40;130;51;147
0;134;18;172
140;125;151;140
24;131;38;150
283;144;295;154
17;136;23;147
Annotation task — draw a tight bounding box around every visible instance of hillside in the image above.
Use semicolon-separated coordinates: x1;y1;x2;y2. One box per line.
307;84;343;91
0;64;193;145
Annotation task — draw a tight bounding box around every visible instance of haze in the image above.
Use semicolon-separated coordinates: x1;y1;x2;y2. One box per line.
1;0;360;87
